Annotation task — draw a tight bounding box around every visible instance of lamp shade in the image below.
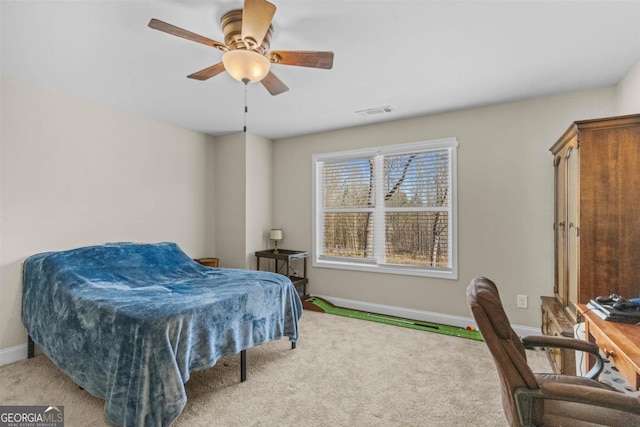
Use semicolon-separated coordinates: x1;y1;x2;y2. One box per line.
222;50;271;83
269;229;283;241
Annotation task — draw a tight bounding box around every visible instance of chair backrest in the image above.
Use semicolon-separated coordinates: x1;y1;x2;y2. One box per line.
467;277;540;426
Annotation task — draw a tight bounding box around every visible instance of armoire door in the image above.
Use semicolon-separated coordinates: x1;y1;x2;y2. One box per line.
566;137;579;310
554;147;568;303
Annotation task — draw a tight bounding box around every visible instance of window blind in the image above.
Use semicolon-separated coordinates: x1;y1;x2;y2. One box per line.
313;137;457;278
381;150;450;268
321;157;375;259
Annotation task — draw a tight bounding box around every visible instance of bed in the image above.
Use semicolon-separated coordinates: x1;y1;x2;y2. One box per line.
22;242;302;426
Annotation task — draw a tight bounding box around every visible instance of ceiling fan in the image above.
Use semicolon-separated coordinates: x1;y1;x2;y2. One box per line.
148;0;334;96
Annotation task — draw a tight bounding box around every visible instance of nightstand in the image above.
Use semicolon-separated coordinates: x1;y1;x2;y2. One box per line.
195;257;220;268
255;249;308;297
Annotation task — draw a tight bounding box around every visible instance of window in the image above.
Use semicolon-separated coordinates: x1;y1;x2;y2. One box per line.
312;138;457;279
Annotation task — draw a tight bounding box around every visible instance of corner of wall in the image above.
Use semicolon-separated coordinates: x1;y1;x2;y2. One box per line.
212;132;275;269
204;135;217;257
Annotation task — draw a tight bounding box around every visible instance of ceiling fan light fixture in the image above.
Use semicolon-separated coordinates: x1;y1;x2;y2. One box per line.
222;50;271;83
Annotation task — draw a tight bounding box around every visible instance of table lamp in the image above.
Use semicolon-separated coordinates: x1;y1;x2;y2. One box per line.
270;228;283;253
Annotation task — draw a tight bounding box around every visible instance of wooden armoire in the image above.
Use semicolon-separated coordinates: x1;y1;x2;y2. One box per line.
541;114;640;374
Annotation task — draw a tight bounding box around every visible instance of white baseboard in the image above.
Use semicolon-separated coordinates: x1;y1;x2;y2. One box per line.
0;343;28;366
313;294;540;337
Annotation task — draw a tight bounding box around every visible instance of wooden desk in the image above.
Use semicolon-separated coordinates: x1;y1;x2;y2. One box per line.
577;304;640;390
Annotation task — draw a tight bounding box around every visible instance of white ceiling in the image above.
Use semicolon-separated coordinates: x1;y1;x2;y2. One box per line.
2;1;639;140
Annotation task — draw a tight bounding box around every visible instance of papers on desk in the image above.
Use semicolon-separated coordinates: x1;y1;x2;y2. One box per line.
587;300;640;324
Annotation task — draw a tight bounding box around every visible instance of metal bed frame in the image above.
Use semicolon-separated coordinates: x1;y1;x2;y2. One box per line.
27;335;295;383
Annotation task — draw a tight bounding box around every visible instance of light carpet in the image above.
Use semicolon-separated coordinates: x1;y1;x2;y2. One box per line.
0;311;550;426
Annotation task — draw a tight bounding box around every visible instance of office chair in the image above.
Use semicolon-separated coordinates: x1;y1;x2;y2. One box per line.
467;276;640;426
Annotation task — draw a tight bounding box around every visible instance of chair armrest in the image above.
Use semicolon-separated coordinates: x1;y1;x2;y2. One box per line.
515;383;640;425
522;335;598;353
521;335;604;379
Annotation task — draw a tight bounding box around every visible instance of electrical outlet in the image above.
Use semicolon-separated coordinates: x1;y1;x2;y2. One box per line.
517;295;528;309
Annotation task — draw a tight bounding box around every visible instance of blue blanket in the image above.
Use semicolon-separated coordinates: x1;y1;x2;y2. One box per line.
22;242;302;426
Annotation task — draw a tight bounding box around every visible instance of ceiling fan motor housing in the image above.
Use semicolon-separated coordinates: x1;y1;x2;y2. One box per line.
221;9;272;54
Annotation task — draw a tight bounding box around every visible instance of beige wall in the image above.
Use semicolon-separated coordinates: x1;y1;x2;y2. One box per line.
245;132;273;270
214;133;247;268
272;87;619;328
204;139;217;256
616;60;640;115
0;77;216;352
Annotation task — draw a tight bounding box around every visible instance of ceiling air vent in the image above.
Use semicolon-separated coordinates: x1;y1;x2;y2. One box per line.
356;106;394;117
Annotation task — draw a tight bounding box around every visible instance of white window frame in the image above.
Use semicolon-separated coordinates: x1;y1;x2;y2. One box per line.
312;138;458;279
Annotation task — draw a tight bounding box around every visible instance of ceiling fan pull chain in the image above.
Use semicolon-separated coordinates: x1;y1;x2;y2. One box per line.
243;81;248;133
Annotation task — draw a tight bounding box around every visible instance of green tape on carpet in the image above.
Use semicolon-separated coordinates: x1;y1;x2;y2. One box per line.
305;296;483;341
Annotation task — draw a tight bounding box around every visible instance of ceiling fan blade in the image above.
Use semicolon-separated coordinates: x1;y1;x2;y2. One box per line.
241;0;276;49
148;19;227;51
187;63;226;81
269;51;334;69
261;71;289;96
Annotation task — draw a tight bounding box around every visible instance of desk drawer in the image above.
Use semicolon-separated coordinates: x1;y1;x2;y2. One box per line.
589;323;640;390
